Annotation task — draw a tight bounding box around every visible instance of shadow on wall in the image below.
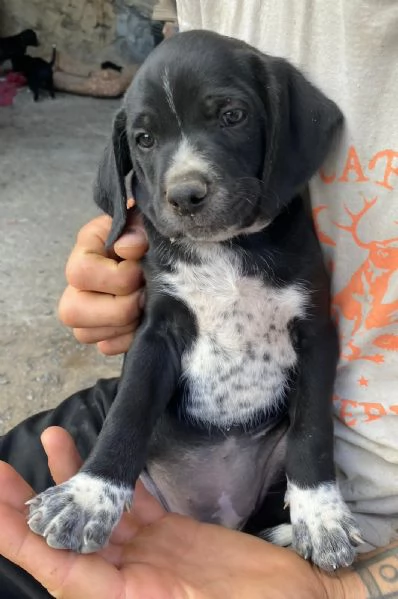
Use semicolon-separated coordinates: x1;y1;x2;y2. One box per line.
0;0;157;65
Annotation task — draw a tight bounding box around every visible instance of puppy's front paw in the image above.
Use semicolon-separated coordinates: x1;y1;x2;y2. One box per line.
27;472;132;553
287;481;362;571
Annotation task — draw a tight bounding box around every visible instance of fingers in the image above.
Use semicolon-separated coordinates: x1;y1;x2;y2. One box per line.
59;286;143;329
0;503;124;599
113;226;149;262
97;332;135;355
58;214;148;356
41;427;82;485
72;323;136;344
0;461;33;511
0;460;122;598
75;213;148;262
68;214;147;294
65;248;144;297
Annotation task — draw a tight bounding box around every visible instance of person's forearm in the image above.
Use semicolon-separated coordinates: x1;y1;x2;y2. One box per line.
336;542;398;599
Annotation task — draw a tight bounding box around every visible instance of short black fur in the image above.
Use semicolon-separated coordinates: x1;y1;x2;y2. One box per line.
0;29;39;64
12;45;56;102
91;30;342;524
32;31;361;570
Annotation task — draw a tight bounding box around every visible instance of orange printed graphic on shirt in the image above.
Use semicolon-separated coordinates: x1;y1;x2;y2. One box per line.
314;195;398;363
369;150;398;190
314;143;398;371
320;145;398;188
316;144;398;428
338;146;370;183
333;395;398;426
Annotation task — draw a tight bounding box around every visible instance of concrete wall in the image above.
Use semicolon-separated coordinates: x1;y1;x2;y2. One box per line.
0;0;157;64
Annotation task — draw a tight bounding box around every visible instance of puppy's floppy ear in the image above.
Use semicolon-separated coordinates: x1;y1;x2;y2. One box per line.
93;109;133;248
252;53;343;203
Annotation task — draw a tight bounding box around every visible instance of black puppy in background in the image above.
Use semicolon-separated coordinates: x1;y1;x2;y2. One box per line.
27;30;362;571
0;28;39;64
101;60;123;72
12;45;56;101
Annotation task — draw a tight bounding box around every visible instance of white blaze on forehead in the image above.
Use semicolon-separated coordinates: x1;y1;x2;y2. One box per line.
165;137;214;186
161;68;182;130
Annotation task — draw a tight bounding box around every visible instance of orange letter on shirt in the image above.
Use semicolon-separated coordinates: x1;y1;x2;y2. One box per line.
339;399;358;426
360;401;387;423
369;150;398;190
339;146;369;183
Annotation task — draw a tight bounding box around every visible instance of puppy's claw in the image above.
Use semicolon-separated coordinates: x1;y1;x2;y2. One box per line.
351;532;364;546
25;496;41;507
27;474;133;552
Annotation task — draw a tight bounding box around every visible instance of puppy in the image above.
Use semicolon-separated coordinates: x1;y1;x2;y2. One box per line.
12;45;56;101
0;29;39;63
27;30;361;571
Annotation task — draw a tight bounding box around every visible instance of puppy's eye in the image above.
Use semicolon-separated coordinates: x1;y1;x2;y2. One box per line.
220;109;246;127
136;132;155;149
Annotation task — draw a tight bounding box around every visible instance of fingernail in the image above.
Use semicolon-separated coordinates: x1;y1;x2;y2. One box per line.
115;227;148;248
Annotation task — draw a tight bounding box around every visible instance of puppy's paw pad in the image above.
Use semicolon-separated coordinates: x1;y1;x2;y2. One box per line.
287;481;362;571
27;472;132;553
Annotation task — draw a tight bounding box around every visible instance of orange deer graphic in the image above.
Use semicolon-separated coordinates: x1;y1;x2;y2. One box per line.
313;195;398;363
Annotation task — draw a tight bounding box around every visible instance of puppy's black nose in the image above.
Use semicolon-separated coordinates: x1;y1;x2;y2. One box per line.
166;179;207;214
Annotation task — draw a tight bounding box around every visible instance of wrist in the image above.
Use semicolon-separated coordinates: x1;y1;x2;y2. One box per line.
316;565;366;599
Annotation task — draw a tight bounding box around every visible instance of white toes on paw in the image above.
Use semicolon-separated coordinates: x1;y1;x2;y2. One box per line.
27;472;133;553
287;480;362;571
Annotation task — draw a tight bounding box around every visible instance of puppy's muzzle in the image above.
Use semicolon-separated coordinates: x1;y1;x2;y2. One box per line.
166;177;208;216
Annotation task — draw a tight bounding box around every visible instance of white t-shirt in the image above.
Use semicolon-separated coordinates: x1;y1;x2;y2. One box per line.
175;0;398;549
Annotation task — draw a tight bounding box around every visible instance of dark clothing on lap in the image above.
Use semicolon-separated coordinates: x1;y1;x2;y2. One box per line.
0;378;118;598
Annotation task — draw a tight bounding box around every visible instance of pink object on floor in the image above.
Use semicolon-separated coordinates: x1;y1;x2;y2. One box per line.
0;72;27;106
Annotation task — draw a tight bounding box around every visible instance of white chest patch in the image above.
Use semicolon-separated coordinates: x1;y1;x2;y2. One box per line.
161;246;307;426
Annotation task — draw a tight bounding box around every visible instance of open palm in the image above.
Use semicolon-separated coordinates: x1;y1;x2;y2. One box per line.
0;427;341;599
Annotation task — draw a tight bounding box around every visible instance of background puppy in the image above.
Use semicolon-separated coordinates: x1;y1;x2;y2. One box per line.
12;45;56;101
27;30;361;571
0;28;39;64
101;60;123;73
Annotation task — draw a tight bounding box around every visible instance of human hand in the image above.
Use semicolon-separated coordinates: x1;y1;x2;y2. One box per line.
0;428;359;599
58;212;148;355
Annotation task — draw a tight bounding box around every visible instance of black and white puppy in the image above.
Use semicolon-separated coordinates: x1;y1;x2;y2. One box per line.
28;30;361;570
0;29;39;64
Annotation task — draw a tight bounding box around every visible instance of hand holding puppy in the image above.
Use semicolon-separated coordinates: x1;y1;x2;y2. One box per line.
58;212;147;355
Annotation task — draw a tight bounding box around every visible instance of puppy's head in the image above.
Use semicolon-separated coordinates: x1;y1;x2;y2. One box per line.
21;29;39;48
94;30;343;246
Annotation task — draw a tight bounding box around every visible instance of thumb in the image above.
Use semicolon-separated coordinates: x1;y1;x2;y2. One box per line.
113;226;148;261
113;209;148;261
41;427;82;484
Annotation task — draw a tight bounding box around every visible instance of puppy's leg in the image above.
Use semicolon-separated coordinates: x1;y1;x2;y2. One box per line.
48;74;55;99
286;319;361;571
27;78;39;101
28;299;193;552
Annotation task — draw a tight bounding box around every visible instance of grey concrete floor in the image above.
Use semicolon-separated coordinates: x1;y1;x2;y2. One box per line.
0;89;123;434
